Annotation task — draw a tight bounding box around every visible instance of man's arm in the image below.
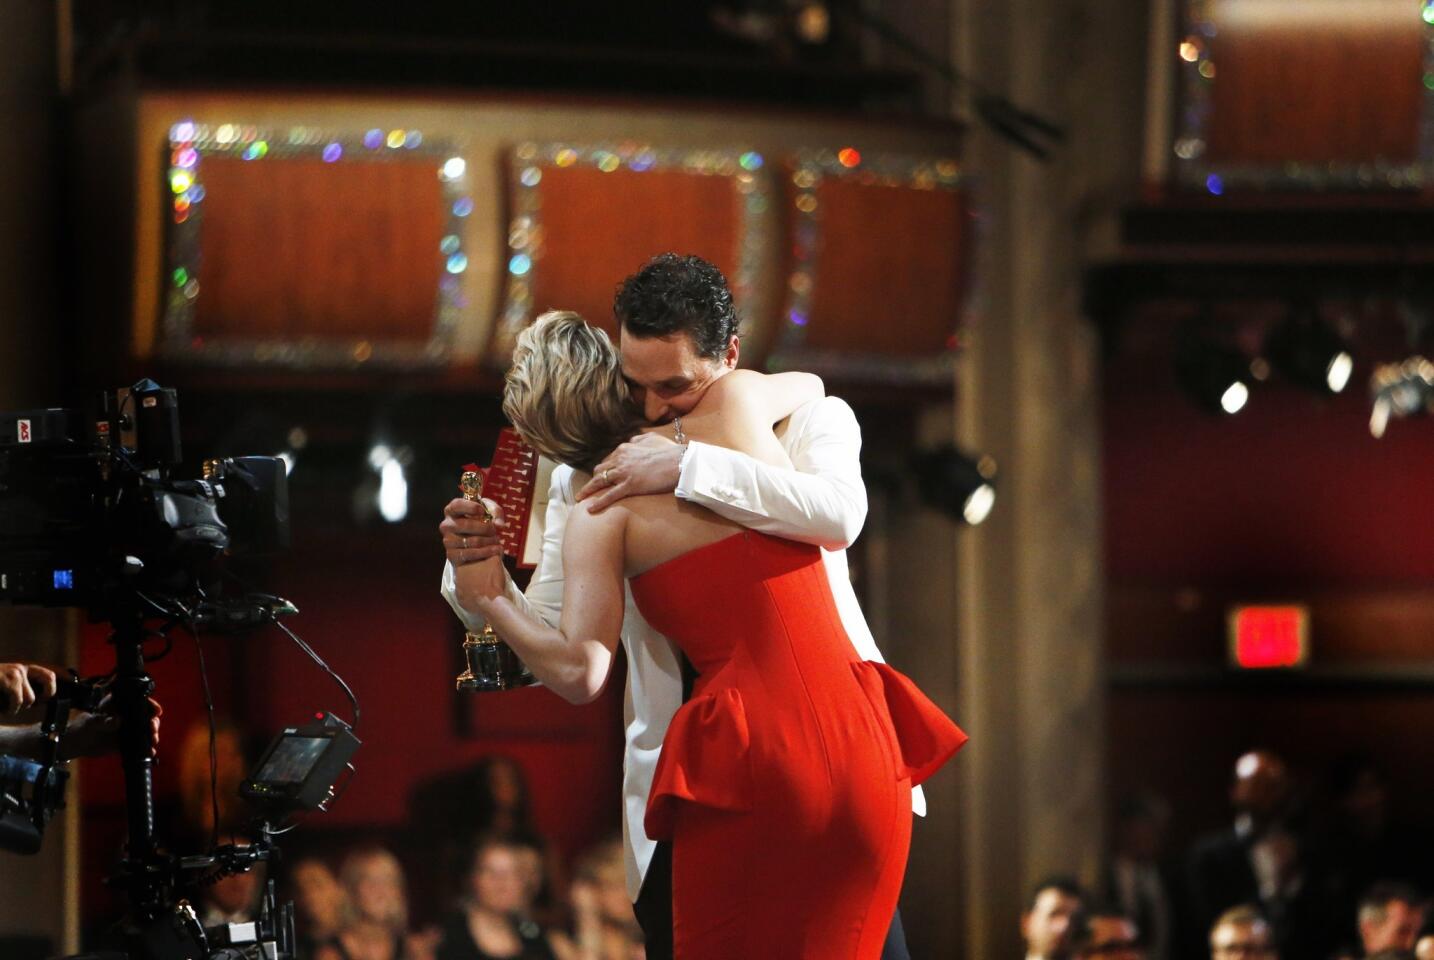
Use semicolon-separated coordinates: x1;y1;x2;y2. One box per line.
678;395;866;548
580;396;867;550
0;661;161;759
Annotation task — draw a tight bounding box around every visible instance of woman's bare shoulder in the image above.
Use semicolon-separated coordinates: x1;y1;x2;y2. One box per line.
566;488;631;530
707;368;823;403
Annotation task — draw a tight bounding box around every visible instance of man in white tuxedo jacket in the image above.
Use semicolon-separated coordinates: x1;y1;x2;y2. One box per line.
441;253;920;960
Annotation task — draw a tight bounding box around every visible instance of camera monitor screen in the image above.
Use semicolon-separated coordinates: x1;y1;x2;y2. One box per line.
242;713;360;812
253;736;328;785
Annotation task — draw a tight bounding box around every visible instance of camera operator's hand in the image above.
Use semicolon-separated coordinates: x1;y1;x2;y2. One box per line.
440;496;506;566
0;662;57;716
61;695;163;760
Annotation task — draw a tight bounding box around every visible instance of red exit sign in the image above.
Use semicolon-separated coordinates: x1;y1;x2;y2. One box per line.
1227;605;1309;669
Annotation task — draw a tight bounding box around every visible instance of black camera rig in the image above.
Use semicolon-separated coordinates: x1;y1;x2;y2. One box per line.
0;380;360;960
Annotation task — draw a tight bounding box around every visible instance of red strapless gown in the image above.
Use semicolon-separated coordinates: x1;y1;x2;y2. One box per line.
630;531;967;960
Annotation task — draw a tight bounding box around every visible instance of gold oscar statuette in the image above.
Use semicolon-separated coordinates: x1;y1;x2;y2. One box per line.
455;465;536;692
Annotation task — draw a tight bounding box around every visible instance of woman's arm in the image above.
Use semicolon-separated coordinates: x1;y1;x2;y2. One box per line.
474;505;626;704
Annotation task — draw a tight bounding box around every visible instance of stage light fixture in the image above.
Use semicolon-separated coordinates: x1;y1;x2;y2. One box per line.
1369;356;1434;438
1174;330;1253;415
367;443;411;523
913;446;998;526
1264;312;1353;395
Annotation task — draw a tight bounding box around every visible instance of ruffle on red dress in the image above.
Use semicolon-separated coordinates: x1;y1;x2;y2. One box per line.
644;686;754;842
850;661;968;785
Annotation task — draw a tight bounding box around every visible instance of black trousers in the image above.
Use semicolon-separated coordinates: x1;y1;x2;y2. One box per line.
633;840;675;960
632;839;912;960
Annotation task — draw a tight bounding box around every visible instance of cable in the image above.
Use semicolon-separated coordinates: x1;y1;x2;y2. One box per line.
216;568;361;730
273;619;360;732
196;634;222;849
833;5;1066;160
177;597;223;851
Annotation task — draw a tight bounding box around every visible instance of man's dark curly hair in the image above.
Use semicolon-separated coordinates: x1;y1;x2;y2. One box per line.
613;253;741;361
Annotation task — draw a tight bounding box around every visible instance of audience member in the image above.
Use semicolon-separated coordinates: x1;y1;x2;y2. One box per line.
1185;751;1325;960
434;835;559;960
1326;756;1431;944
1207;905;1275;960
1023;876;1086;960
1358;883;1427;957
317;846;419;960
292;857;348;960
1103;790;1176;960
197;855;266;927
408;755;565;918
550;839;643;960
1073;906;1145;960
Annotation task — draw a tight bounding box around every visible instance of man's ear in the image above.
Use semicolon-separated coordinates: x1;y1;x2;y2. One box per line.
724;335;740;369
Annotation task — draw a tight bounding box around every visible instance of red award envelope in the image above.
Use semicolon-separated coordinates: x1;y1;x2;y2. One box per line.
475;427;552;569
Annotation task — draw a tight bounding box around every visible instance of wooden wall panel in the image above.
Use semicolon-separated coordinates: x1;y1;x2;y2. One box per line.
522;166;740;338
193;156;445;342
1203;16;1423;167
803;178;969;355
122;94;965;382
1167;0;1431;190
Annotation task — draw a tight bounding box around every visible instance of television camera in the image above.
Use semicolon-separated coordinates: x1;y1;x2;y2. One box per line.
0;380;360;960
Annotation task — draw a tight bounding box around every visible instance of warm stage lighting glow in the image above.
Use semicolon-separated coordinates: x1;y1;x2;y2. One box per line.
1212;0;1412;28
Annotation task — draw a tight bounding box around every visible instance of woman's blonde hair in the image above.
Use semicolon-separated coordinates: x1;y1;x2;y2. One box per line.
337;845;408;931
503;311;642;472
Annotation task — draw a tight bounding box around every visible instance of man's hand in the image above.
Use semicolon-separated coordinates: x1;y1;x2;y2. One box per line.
0;663;56;716
576;433;684;512
439;497;506;566
62;695;163;760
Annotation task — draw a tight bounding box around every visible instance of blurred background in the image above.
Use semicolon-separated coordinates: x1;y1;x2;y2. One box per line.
2;1;1433;958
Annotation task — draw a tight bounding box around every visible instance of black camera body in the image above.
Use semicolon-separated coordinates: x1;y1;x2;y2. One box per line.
0;380;288;614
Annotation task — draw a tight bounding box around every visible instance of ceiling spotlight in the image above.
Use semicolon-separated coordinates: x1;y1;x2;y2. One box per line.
368;443;412;522
913;446;998;526
1264;311;1354;395
1369;356;1434;438
1175;329;1253;415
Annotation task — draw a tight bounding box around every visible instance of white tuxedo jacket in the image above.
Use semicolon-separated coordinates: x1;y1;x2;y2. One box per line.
441;396;923;900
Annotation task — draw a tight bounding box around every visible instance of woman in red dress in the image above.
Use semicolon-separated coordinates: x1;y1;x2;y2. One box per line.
461;313;966;960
